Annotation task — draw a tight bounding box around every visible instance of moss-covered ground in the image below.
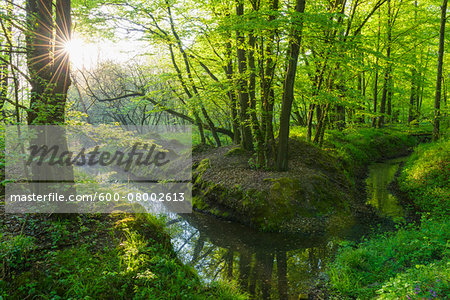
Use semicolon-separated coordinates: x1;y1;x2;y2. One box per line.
192;126;422;233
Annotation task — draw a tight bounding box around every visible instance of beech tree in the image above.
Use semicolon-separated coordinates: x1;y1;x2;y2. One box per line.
433;0;447;141
26;0;72;124
276;0;306;171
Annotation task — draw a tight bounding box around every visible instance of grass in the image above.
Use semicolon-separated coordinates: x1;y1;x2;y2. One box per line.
398;139;449;217
0;213;246;299
327;139;450;299
328;217;449;298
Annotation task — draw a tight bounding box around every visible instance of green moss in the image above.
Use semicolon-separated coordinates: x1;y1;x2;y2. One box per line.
193;158;211;185
225;147;246;156
193;195;210;210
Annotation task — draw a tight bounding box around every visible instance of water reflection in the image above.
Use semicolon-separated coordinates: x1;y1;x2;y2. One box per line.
169;213;338;299
154;156;409;299
365;157;407;219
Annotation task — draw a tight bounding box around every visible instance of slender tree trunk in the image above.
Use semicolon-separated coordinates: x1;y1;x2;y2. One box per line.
0;4;12;111
238;252;251;291
261;0;279;167
225;39;241;143
276;0;306;171
372;10;381;127
372;68;379;127
433;0;447;141
336;105;345;130
443;76;448;106
236;1;254;151
306;104;315;141
377;0;391;128
418;48;430;121
258;252;274;300
225;249;234;279
408;68;417;124
408;1;419;125
248;32;264;162
387;75;393;121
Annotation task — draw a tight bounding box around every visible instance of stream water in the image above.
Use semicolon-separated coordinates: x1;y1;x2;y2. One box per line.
151;156;408;299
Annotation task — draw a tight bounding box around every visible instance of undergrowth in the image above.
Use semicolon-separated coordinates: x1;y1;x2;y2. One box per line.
327;139;450;299
0;212;245;299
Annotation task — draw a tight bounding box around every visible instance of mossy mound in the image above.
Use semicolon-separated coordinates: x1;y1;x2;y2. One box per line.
192;139;354;233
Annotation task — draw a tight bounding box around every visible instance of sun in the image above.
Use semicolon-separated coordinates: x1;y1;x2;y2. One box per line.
64;37;98;69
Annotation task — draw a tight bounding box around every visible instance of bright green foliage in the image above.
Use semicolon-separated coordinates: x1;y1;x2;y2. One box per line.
328;217;450;299
399;140;450;217
0;234;36;278
327;139;450;299
0;214;246;299
377;262;450;299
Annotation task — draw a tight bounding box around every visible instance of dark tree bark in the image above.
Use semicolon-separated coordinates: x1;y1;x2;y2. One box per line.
408;1;419;124
372;8;382;127
276;0;306;171
387;75;393;121
26;0;72;124
225;249;234;279
248;26;264;163
225;39;241;143
260;0;279;167
236;0;254;151
408;68;418;124
0;12;11;111
238;252;251;291
377;0;392;128
433;0;447;141
277;251;288;300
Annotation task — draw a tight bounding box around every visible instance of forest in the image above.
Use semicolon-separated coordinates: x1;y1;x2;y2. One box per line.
0;0;449;299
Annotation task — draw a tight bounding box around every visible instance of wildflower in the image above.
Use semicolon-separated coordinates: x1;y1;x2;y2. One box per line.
415;285;420;294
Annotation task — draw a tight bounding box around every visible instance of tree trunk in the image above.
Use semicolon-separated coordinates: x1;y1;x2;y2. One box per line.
261;0;279;167
372;10;381;127
276;0;306;171
433;0;447;141
248;32;264;162
0;6;11;111
387;75;393;121
238;252;251;291
236;1;254;151
225;39;241;143
26;0;53;124
377;0;391;128
408;68;417;124
277;251;288;300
